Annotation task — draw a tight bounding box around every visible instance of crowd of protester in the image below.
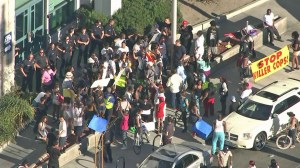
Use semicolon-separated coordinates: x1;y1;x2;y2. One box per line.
15;8;293;167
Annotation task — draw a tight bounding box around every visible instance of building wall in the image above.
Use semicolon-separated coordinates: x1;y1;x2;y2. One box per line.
0;0;15;96
94;0;122;17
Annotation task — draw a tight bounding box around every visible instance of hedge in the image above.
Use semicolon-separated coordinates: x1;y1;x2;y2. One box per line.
77;0;183;35
0;93;35;145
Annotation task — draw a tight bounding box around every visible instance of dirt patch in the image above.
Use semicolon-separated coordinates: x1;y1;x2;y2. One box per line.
179;0;256;25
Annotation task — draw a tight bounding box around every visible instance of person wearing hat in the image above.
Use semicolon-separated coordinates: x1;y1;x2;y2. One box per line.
217;146;233;168
269;159;279;168
62;72;75;103
287;112;298;148
229;96;239;114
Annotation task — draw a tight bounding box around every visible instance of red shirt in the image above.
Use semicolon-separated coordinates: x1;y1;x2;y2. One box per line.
120;115;129;130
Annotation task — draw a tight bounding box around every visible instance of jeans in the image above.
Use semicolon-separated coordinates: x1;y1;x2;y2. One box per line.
220;94;228;116
212;132;225;154
289;129;296;145
171;92;181;109
59;136;67;148
122;130;128;147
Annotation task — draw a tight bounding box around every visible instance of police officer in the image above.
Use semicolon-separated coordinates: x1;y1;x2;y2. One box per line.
77;27;90;67
20;53;35;93
104;19;116;46
67;28;77;63
90;20;104;57
57;36;72;78
35;49;48;92
47;43;59;71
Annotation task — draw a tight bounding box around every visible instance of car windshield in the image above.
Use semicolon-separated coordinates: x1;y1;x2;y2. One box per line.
140;156;173;168
237;99;272;120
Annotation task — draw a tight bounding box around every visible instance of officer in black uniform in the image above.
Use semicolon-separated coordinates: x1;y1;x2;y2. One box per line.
104;19;116;46
57;36;72;78
20;53;35;93
90;20;104;58
47;43;59;71
67;27;77;64
35;49;48;92
77;27;90;67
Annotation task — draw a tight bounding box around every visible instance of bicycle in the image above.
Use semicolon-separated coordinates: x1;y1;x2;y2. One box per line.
133;124;149;155
152;134;163;151
276;130;300;149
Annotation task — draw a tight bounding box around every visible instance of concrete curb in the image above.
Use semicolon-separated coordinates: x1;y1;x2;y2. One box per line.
192;0;270;34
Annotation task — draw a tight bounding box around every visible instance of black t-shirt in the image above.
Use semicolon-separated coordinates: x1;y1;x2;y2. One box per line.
69;34;77;47
104;25;116;37
61;41;72;53
174;45;186;60
22;59;35;73
47;48;58;62
47;132;58;147
139;100;152;111
164;123;174;138
47;146;60;167
206;27;219;47
92;25;104;39
35;55;47;69
78;33;89;45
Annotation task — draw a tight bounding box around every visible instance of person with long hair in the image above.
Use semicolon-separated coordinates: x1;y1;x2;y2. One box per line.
219;77;228;115
36;116;48;142
289;31;299;71
212;114;226;155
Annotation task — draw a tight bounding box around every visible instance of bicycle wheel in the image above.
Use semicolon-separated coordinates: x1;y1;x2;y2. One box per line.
133;136;142;155
296;132;300;143
152;134;163;151
276;134;292;150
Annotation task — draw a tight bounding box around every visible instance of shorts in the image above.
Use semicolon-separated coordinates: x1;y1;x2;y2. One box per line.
293;51;300;56
207;46;219;57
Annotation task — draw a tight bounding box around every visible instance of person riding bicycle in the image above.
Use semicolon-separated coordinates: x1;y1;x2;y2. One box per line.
135;109;149;143
287;112;298;149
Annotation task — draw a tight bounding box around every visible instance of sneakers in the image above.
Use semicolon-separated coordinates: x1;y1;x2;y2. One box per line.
290;145;296;149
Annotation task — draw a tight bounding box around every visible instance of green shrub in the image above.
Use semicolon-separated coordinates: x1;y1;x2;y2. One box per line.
113;0;183;35
0;93;35;145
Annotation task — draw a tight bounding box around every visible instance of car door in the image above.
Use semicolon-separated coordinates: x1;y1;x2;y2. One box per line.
272;95;300;135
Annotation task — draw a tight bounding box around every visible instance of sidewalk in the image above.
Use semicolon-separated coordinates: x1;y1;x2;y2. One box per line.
1;0;300;167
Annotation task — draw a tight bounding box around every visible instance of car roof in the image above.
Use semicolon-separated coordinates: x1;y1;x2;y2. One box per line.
152;142;211;162
255;78;300;102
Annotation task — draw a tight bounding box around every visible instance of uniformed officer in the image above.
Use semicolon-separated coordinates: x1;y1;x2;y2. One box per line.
47;43;59;71
20;54;35;93
104;19;116;46
90;20;104;57
57;36;72;78
77;27;90;67
35;48;48;92
67;28;77;63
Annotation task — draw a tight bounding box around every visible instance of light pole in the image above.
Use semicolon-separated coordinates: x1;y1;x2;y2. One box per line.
171;0;177;71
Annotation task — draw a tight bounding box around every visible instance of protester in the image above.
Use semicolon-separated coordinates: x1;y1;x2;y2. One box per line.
173;40;187;68
180;90;189;133
269;159;280;168
58;115;67;153
289;31;299;71
73;100;84;144
167;69;183;110
195;30;205;61
206;20;220;62
162;117;175;145
41;65;56;92
263;9;282;46
202;82;216;117
156;97;166;133
189;101;201;137
229;96;239;113
212;114;226;155
287;112;298;149
219;77;228;115
47;141;61;168
47;128;58;148
35;116;48;142
217;146;233;168
120;108;129;150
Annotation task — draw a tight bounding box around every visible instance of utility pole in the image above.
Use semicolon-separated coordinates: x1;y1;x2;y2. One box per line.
170;0;177;71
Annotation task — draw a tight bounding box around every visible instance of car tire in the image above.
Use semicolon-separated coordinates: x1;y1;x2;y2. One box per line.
253;132;267;151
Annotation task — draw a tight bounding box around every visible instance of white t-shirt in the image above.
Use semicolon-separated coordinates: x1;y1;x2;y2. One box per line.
263;12;274;27
34;92;46;103
195;35;205;59
166;74;183;93
240;89;252;100
73;107;83;127
59;120;67;137
117;46;129;56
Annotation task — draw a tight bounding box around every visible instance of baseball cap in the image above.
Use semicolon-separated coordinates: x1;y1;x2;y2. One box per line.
182;20;188;25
